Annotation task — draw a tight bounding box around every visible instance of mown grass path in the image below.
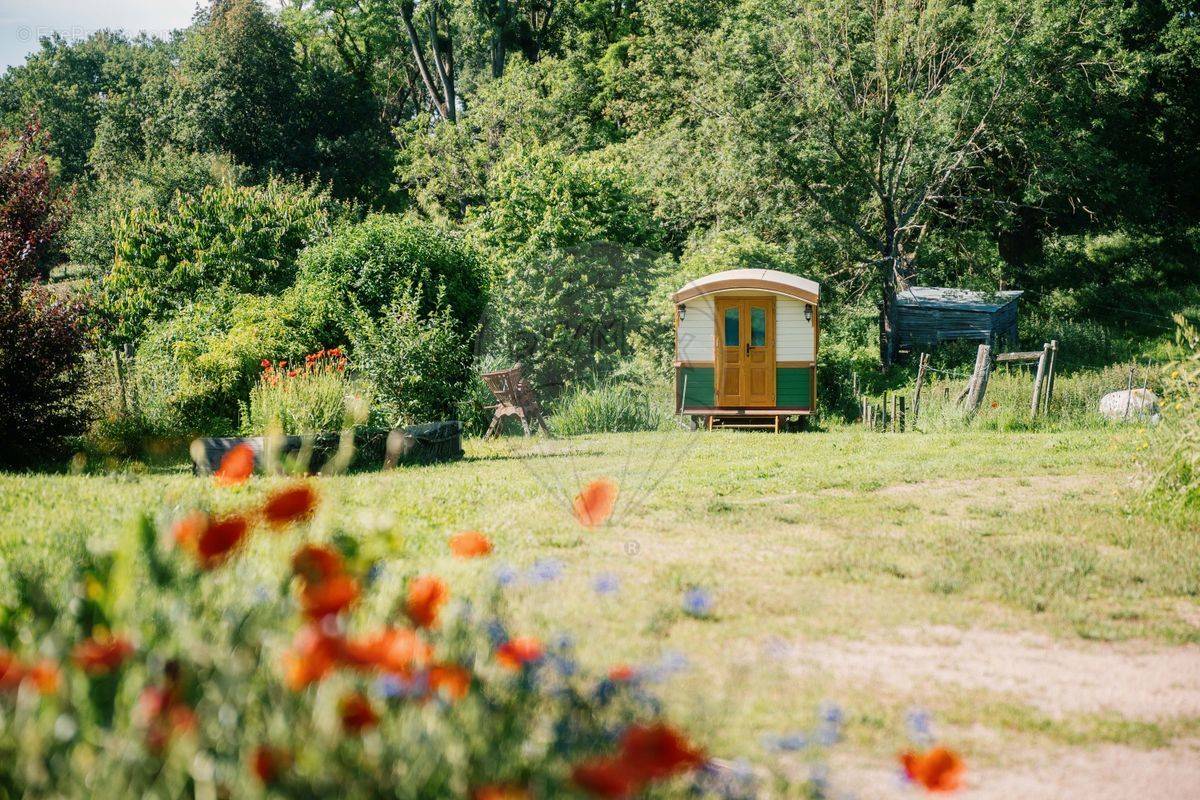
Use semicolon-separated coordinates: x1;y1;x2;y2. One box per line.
2;428;1197;797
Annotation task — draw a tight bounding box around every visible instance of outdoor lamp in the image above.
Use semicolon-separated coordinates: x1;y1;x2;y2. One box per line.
678;304;687;320
804;303;813;322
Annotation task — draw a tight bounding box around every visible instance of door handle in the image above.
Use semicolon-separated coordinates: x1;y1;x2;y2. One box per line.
744;342;750;356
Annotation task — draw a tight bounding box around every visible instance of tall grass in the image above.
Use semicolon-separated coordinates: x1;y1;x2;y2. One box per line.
867;362;1169;433
550;382;677;435
1149;318;1200;507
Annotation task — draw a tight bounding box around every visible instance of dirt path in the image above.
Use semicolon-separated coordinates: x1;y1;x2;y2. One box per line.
789;625;1200;799
791;625;1200;720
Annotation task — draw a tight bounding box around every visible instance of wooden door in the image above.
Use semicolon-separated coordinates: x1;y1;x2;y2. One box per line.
744;296;776;406
716;298;744;406
715;297;776;407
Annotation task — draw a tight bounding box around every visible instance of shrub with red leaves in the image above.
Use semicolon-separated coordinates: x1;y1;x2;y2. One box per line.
0;120;86;469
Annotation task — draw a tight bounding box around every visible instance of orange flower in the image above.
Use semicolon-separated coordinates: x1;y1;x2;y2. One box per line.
339;691;379;734
215;443;255;486
263;484;318;528
608;664;636;682
406;575;448;629
0;648;25;691
291;544;344;583
572;758;638;799
72;634;134;675
495;637;544;671
573;478;618;528
474;785;532;800
27;660;60;695
299;573;360;621
344;627;431;675
171;510;208;549
137;684;198;752
900;746;965;793
429;663;472;700
195;514;250;569
282;624;343;690
618;723;706;782
449;531;493;558
251;745;292;785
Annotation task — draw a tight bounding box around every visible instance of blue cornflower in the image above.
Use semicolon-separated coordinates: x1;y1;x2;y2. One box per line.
365;561;384;585
485;618;509;647
682;587;714;617
592;572;620;595
905;707;934;744
527;558;564;584
816;701;844;746
762;732;808;752
493;562;518;587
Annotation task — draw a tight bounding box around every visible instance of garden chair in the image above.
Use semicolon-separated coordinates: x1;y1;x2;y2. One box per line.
481;363;551;438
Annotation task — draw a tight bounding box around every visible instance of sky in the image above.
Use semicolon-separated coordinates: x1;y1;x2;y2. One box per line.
0;1;200;71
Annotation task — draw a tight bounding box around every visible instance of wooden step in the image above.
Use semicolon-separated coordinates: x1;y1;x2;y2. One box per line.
708;415;782;432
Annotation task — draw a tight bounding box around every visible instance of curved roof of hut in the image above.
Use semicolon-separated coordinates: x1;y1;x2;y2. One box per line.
671;269;820;305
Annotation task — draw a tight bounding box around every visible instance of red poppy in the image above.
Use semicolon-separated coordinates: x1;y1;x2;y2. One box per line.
900;746;965;793
278;360;287;368
429;663;472;700
263;484;318;528
0;648;24;691
339;691;379;733
137;683;197;752
344;627;431;675
572;758;639;799
216;443;255;486
260;359;271;368
27;660;60;695
573;478;618;528
282;624;343;690
193;514;250;569
72;634;134;675
474;785;532;800
251;745;292;785
608;664;636;682
172;511;208;549
618;724;706;781
495;637;544;671
449;531;493;558
406;575;448;629
291;544;344;583
300;573;360;620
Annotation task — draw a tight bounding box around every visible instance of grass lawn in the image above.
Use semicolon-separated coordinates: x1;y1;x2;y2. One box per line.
2;427;1199;797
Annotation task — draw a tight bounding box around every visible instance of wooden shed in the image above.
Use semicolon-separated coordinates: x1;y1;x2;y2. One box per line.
886;286;1022;363
671;269;820;430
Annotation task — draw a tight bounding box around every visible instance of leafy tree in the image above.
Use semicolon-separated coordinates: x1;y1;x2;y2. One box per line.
172;0;302;172
0;121;72;295
98;178;336;343
471;145;665;390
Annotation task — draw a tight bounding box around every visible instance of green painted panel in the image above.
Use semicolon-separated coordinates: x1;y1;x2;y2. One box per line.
679;367;714;407
776;367;812;409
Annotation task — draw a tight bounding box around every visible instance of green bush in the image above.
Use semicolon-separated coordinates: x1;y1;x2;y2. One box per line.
240;349;370;435
295;214;487;336
350;291;476;428
133;283;346;435
471;145;665;393
98;178;336;343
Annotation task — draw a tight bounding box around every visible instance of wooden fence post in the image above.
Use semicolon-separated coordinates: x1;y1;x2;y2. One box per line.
1123;365;1135;420
912;353;929;429
897;396;906;432
965;344;992;413
113;349;129;416
1043;340;1058;413
1030;342;1051;416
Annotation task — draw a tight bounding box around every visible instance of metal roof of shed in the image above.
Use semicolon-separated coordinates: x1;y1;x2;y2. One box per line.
894;286;1022;312
671;269;820;304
